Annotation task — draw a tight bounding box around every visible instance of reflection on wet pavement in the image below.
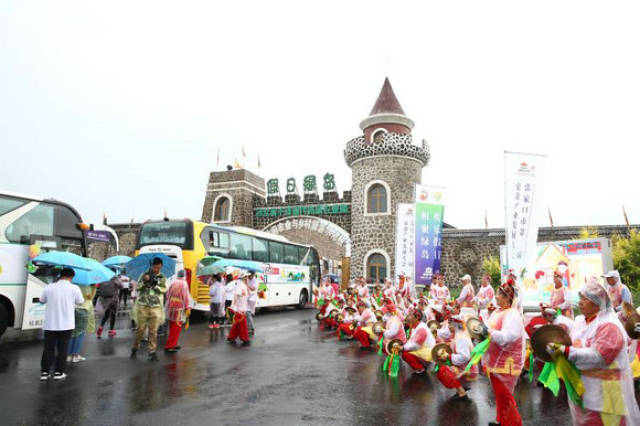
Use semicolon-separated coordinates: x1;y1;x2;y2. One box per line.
0;308;593;425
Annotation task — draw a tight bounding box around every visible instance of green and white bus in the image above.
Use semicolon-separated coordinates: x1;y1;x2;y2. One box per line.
0;191;116;338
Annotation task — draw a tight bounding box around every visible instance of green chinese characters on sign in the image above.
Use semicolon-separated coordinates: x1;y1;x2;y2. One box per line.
323;173;336;191
286;178;297;194
303;175;317;192
267;179;279;195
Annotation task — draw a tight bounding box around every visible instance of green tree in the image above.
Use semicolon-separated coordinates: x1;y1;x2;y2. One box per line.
481;255;501;288
612;229;640;292
576;226;599;240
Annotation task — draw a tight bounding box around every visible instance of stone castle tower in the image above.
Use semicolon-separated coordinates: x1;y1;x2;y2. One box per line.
345;78;430;281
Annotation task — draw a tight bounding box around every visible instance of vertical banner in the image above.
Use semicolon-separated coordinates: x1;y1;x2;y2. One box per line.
504;151;546;277
395;203;415;282
414;185;446;286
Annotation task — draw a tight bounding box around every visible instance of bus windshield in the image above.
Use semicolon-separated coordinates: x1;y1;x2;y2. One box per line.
138;221;190;247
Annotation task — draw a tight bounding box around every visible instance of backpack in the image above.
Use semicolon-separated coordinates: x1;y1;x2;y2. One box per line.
99;279;119;298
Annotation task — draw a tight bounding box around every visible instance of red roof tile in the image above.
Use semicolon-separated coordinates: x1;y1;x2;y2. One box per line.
369;77;406;116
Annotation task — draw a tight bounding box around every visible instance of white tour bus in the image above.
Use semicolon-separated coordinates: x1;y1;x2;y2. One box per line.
134;219;320;312
0;191;115;338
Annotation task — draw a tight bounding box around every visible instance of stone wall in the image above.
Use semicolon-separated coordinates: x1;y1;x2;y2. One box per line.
201;169;265;227
349;154;424;279
440;224;638;288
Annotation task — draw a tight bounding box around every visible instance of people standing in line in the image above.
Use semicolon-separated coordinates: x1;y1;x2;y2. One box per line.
39;268;84;381
119;270;131;309
246;272;258;335
131;257;167;361
227;271;250;346
96;274;122;338
224;273;236;324
208;274;225;329
164;270;191;353
67;282;96;363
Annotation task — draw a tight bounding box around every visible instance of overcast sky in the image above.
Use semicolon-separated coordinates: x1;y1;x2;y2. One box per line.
2;1;639;230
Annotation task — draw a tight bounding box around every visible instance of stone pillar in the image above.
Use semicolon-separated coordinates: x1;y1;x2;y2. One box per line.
201;169;266;227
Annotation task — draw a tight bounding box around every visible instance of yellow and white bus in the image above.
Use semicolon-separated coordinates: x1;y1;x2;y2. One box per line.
135;219;320;311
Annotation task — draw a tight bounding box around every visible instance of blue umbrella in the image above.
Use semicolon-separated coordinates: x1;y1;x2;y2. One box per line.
73;259;115;285
33;251;95;271
33;252;115;286
102;255;132;267
125;253;176;281
212;259;264;273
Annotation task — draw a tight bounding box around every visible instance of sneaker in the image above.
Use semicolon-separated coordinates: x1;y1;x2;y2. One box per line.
40;372;50;381
148;352;158;362
130;348;137;359
241;341;251;346
66;355;73;362
208;324;215;329
108;330;116;337
73;355;86;363
164;348;178;353
174;345;181;350
213;324;220;329
96;326;103;338
53;372;67;381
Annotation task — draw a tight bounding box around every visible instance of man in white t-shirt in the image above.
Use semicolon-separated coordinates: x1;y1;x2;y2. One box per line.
39;267;83;381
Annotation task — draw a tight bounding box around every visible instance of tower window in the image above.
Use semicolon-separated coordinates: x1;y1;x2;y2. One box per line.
366;183;388;214
370;128;387;143
214;196;231;222
366;253;387;283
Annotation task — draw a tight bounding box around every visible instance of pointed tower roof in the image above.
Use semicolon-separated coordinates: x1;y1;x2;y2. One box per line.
369;77;406;116
359;77;414;131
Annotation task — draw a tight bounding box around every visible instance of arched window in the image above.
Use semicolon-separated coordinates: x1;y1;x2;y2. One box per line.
366;253;387;283
370;128;387;143
214;196;230;222
367;184;388;214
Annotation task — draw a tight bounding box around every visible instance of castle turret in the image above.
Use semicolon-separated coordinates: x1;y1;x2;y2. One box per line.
345;78;430;281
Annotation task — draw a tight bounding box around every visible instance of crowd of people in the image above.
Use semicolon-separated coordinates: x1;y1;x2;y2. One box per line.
37;257;260;380
313;271;640;426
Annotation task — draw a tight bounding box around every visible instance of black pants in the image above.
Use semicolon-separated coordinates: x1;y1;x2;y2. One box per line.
120;289;130;307
101;304;117;329
41;330;72;373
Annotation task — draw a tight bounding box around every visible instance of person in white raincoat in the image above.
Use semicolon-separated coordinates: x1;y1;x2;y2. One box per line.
547;276;640;426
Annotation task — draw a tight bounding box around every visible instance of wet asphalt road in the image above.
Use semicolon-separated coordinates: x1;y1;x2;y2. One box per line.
0;308;579;426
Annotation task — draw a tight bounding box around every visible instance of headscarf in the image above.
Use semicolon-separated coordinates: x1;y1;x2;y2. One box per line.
579;275;611;311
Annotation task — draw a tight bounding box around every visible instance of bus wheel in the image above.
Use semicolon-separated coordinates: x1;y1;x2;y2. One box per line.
0;303;9;338
297;289;308;309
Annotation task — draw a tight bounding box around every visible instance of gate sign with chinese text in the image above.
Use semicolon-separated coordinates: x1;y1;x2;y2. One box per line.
414;184;446;286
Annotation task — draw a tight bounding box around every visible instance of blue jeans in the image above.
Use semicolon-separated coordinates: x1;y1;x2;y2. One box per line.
68;332;85;355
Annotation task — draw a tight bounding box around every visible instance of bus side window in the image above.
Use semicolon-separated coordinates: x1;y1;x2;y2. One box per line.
269;241;284;264
230;233;252;260
284;244;298;264
252;238;268;262
203;229;229;256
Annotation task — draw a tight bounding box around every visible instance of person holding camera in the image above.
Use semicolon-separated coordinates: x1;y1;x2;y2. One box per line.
131;257;167;361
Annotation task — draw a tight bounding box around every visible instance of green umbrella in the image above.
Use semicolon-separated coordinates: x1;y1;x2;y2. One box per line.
196;256;223;276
